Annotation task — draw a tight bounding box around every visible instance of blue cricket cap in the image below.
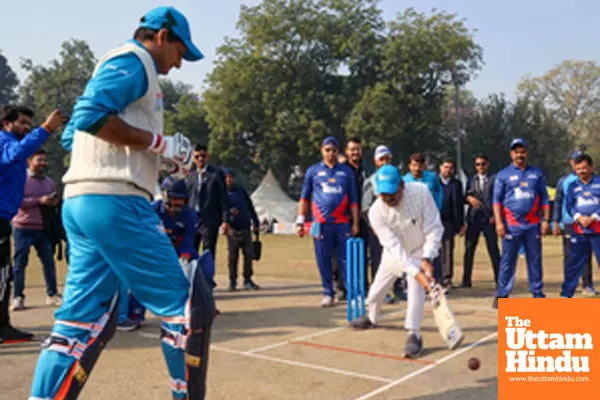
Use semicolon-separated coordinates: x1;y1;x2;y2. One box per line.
322;136;339;148
222;167;233;176
375;165;402;195
139;6;204;61
510;138;527;149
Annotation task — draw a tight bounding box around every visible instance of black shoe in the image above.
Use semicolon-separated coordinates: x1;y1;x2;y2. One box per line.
228;281;238;292
0;325;34;342
117;320;141;332
336;289;347;302
459;282;472;288
350;315;375;329
244;280;260;291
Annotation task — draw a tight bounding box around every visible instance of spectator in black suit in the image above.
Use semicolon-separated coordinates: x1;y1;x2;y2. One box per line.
186;145;229;262
462;154;500;287
439;158;465;289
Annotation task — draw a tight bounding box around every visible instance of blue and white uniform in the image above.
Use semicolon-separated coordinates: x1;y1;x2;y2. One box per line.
493;164;549;298
561;174;600;297
30;7;211;400
301;159;358;297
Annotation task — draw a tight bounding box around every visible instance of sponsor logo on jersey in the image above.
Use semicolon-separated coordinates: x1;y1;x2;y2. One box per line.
520;182;529;187
509;175;519;181
576;197;599;207
527;174;538;179
335;171;346;176
514;187;533;200
318;171;327;177
320;182;343;194
328;178;336;183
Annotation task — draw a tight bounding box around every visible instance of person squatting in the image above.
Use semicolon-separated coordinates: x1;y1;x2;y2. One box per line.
29;6;215;400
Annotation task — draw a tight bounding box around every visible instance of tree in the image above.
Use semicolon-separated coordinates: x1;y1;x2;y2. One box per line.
19;39;97;187
0;51;19;105
204;0;483;188
461;94;571;183
518;60;600;143
160;79;194;112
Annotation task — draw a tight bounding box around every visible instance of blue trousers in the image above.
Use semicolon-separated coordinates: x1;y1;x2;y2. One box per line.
12;228;58;298
313;223;350;297
30;195;192;399
496;225;544;298
561;234;600;298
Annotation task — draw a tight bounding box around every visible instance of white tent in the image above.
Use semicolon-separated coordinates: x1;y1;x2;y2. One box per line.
251;170;298;224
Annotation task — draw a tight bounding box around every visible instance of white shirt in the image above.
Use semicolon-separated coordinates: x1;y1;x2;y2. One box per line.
368;182;443;277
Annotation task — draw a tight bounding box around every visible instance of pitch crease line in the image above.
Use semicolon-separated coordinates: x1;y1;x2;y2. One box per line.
352;331;498;400
211;345;393;383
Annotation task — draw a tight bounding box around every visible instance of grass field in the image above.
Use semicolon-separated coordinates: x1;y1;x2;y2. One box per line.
0;234;583;399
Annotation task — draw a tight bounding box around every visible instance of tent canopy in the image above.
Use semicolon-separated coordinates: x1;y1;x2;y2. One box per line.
251;170;298;223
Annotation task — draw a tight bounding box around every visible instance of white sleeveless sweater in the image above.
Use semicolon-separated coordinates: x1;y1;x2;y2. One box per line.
63;42;163;199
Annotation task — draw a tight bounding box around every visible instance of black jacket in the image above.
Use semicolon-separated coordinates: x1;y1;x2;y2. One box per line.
440;177;464;233
186;165;229;229
465;173;496;224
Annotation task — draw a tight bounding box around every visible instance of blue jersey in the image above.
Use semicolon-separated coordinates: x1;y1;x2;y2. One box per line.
565;174;600;235
301;161;358;224
0;128;49;220
403;171;443;210
62;40;152;151
153;200;198;259
493;164;549;230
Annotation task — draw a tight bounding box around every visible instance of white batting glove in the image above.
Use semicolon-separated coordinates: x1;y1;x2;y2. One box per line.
148;132;193;167
160;157;191;180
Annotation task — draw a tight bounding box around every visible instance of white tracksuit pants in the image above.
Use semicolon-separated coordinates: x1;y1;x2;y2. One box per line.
367;248;425;333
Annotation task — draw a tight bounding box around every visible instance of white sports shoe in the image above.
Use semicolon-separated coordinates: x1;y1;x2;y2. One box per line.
320;296;335;308
11;296;25;311
46;294;63;306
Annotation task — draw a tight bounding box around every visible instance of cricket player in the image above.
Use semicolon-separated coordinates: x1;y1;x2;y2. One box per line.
30;7;215;399
553;149;596;296
493;138;550;308
561;154;600;298
350;165;444;358
123;178;215;329
296;137;359;307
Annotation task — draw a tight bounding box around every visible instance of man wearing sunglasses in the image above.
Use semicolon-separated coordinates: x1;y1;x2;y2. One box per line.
297;137;360;307
462;154;500;287
30;7;214;399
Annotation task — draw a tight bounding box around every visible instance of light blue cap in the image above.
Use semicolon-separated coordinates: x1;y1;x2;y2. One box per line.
139;7;204;61
375;164;402;195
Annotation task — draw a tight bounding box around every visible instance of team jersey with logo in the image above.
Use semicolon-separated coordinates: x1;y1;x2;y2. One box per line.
565;174;600;235
301;161;358;223
152;200;198;259
493;164;549;230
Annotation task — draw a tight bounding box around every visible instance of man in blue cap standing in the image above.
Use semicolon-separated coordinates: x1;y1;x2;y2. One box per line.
350;165;449;359
297;137;359;307
492;138;550;309
30;7;214;399
553;148;596;296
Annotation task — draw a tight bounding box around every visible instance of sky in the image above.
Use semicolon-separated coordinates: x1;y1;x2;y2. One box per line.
2;0;600;101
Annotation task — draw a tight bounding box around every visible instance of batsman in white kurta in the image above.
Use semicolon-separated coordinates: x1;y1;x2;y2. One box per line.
367;181;444;334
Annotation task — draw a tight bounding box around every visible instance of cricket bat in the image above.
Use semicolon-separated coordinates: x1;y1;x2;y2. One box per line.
431;288;464;350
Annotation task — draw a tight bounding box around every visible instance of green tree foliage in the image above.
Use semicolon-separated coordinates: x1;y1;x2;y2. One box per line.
462;95;571;184
19;39;97;187
0;51;19;105
204;0;482;187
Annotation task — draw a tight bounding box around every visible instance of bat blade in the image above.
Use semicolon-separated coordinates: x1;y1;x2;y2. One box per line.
432;291;464;350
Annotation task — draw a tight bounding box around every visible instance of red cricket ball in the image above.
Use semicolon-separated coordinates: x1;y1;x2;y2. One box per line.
468;357;480;371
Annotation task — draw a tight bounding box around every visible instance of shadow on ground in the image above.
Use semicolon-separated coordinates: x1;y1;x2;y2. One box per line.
408;377;498;400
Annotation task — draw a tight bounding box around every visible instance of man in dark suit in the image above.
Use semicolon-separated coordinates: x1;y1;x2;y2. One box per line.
439;158;465;289
186;145;229;264
462;154;500;287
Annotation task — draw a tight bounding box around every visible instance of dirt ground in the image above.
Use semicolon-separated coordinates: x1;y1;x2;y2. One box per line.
0;235;575;399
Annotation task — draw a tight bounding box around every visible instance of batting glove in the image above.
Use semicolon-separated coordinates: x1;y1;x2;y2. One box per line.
148;132;193;167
